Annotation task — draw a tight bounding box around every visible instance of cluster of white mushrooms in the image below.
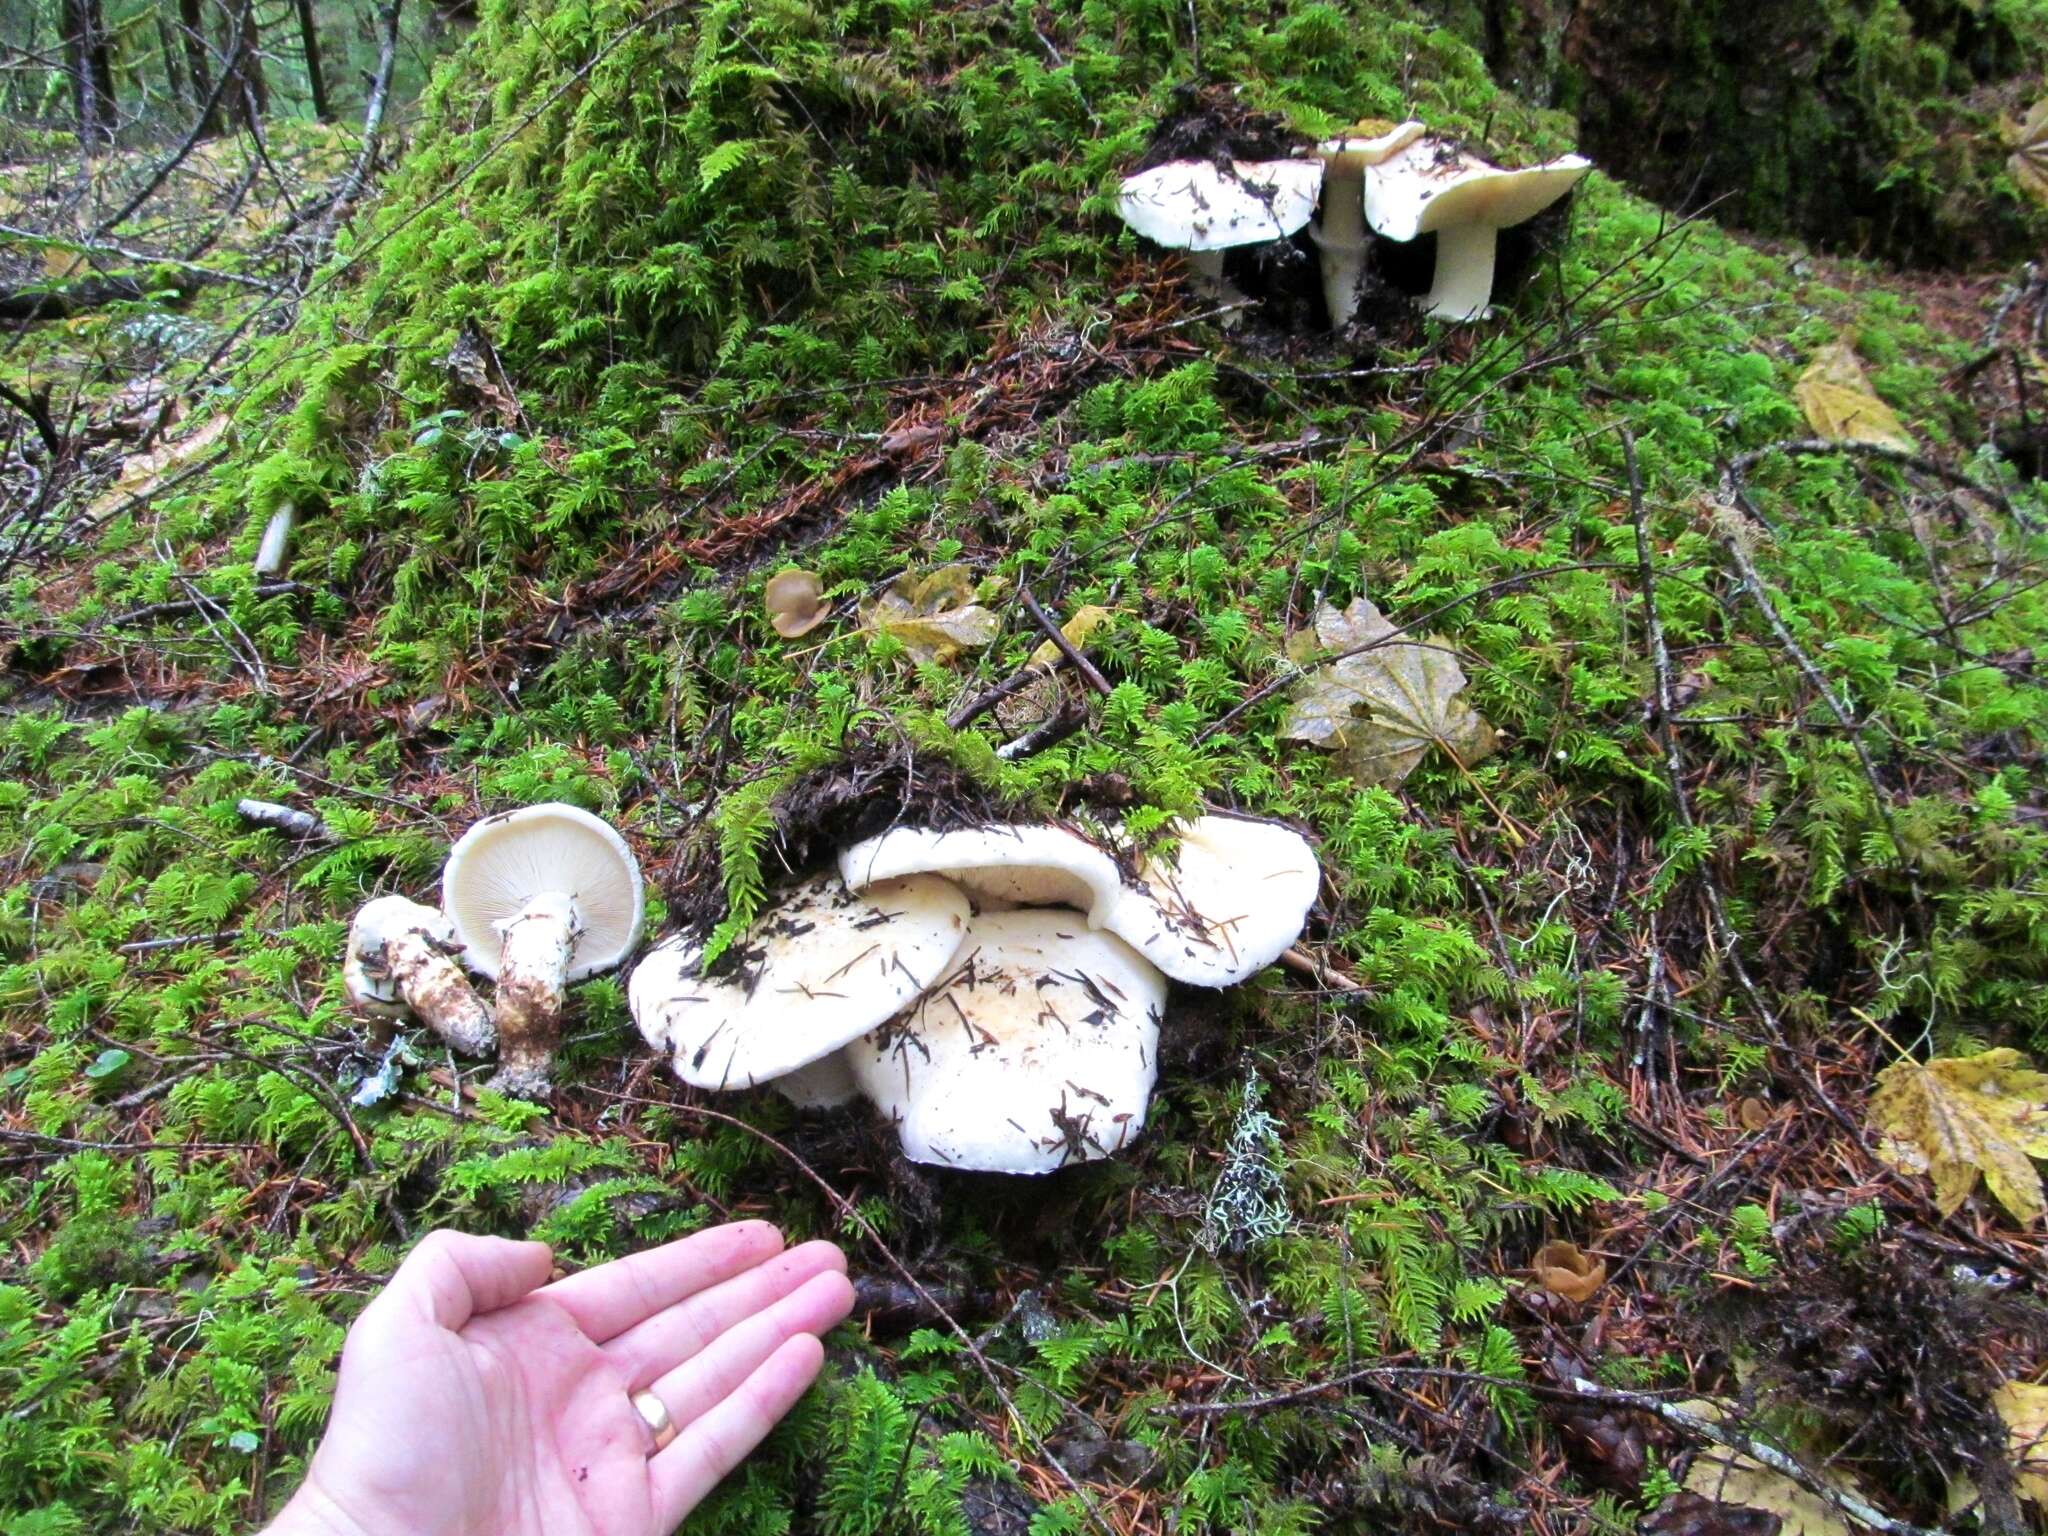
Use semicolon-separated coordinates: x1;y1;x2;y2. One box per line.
628;816;1321;1175
1116;119;1592;325
343;803;646;1094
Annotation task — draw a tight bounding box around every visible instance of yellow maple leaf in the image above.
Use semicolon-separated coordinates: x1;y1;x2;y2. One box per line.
1683;1444;1856;1536
859;564;1001;665
1793;341;1916;452
1026;604;1113;670
2007;98;2048;208
1867;1048;2048;1226
1997;1380;2048;1505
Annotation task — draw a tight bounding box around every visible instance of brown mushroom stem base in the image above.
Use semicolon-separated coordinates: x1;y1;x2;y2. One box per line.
388;932;497;1056
486;892;580;1096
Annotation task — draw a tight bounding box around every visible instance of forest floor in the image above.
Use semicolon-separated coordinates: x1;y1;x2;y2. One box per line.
6;5;2048;1535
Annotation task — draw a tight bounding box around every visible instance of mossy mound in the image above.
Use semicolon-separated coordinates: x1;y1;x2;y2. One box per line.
6;1;2048;1532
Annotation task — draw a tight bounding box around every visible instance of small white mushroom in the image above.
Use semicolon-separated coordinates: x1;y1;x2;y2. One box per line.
629;872;969;1093
1102;815;1320;987
441;803;645;1094
846;908;1167;1175
343;894;495;1056
769;1050;861;1110
839;824;1124;919
1309;120;1426;328
1117;157;1323;314
1363;134;1591;322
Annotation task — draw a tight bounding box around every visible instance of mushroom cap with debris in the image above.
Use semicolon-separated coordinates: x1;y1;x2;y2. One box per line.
440;802;645;980
1116;157;1324;253
1102;815;1320;986
846;908;1167;1175
839;824;1123;919
630;872;970;1092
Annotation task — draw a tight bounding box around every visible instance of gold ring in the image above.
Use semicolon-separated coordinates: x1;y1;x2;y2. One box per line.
631;1389;678;1453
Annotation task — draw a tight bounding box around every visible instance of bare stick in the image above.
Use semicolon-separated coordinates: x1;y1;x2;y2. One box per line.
1018;588;1112;696
235;798;329;840
308;0;401;254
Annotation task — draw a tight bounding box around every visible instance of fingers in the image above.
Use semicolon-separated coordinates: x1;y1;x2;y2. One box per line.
604;1239;847;1387
648;1334;828;1531
374;1230;555;1333
539;1219;785;1343
637;1267;853;1434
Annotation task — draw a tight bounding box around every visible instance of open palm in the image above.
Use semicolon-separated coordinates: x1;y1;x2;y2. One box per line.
276;1223;853;1536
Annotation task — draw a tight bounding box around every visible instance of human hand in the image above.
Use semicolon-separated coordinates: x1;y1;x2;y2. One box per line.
269;1221;854;1536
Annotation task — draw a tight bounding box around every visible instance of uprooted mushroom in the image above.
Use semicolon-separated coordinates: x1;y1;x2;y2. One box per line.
338;802;645;1096
628;813;1322;1174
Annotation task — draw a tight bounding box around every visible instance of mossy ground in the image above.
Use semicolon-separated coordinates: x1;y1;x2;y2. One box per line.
5;1;2048;1533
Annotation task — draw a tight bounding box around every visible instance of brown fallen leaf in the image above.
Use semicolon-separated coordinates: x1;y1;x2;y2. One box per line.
1867;1047;2048;1226
764;568;828;638
1736;1097;1773;1132
1281;597;1496;787
1793;341;1916;452
1642;1491;1780;1536
1531;1239;1606;1303
861;564;1000;665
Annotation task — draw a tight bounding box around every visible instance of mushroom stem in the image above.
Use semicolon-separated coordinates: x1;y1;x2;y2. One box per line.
491;890;583;1092
1311;151;1370;328
1423;223;1500;322
385;930;496;1055
1187;248;1227;283
254;501;295;576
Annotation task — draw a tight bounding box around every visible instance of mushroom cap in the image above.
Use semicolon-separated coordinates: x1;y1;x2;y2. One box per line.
838;824;1123;920
846;908;1168;1175
1117;158;1324;253
441;803;645;981
1101;815;1320;986
1315;119;1427;163
765;569;827;639
629;872;970;1091
346;894;457;1009
1364;139;1591;242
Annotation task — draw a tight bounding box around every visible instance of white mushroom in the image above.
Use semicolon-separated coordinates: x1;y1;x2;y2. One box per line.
441;803;645;1093
771;1051;861;1110
343;894;495;1056
630;871;969;1094
839;824;1124;919
1102;815;1320;987
1309;120;1426;328
1117;157;1323;313
846;908;1167;1175
1362;134;1591;322
850;908;1167;1171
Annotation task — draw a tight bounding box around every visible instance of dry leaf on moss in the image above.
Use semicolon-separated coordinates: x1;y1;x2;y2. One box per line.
764;568;827;638
2008;98;2048;207
1026;603;1113;669
861;564;1000;665
1530;1240;1606;1302
1281;597;1496;787
1793;341;1916;452
1867;1047;2048;1226
87;415;230;518
1683;1443;1857;1536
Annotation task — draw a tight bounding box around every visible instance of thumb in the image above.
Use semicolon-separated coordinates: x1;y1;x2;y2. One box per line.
374;1229;555;1333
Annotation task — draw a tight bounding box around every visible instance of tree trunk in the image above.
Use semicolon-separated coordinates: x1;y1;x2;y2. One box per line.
178;0;224;138
156;10;189;107
222;0;269;129
293;0;332;121
59;0;118;145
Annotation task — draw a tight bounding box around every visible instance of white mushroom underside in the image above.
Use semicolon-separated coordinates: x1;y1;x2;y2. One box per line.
441;803;645;980
846;908;1167;1175
631;872;970;1091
